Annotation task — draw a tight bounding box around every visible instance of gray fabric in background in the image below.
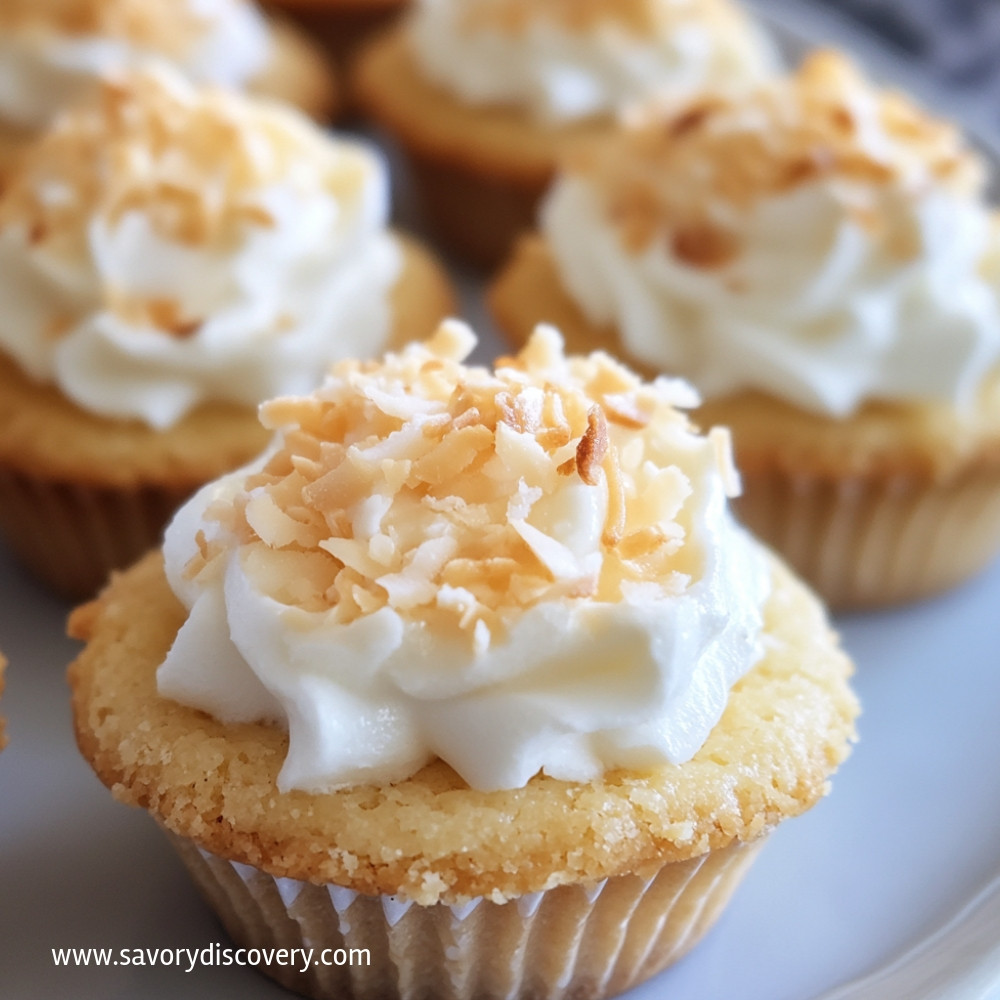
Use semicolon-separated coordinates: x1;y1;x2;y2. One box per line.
799;0;1000;88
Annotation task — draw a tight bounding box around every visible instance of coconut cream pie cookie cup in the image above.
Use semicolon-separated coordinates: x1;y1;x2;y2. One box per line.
354;0;778;267
0;0;337;176
69;323;858;1000
0;66;454;600
491;51;1000;608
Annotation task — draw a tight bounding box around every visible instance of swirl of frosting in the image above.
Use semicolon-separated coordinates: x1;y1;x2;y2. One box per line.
409;0;778;123
158;322;770;793
0;65;400;429
0;0;271;130
542;50;1000;416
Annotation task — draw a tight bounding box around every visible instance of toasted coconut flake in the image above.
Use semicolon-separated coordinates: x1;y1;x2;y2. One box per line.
424;495;492;529
319;537;384;580
424;318;476;362
262;396;326;431
245;490;320;549
378;536;459;610
451;406;482;430
352;583;385;616
412;424;494;486
618;526;667;560
441;557;521;592
363;384;443;421
492;420;555;489
512;519;584;581
603;392;652;428
576;405;609;486
634;465;691;527
420;412;454;439
303;460;373;513
368;533;397;567
602;445;627;547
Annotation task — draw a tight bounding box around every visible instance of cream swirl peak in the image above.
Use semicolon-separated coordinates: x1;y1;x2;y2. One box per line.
542;51;1000;416
0;0;271;129
410;0;778;123
0;66;400;429
158;323;770;793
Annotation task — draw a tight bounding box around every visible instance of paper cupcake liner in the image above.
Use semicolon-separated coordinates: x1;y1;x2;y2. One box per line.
735;463;1000;608
167;831;766;1000
0;465;194;600
403;149;543;270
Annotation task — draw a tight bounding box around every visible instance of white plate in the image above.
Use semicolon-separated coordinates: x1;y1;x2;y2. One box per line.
2;4;1000;998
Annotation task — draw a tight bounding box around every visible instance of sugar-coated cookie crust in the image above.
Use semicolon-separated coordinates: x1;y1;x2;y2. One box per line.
68;549;856;905
0;235;454;488
490;237;1000;480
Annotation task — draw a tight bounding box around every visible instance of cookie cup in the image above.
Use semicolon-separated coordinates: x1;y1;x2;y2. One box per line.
490;237;1000;608
0;236;454;600
68;549;857;1000
353;28;613;269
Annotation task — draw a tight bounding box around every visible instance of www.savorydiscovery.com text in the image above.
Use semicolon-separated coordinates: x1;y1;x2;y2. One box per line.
51;944;371;973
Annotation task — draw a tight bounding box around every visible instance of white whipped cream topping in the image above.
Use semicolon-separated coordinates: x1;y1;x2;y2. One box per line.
0;0;270;131
158;326;770;794
542;173;1000;416
0;70;401;430
409;0;778;123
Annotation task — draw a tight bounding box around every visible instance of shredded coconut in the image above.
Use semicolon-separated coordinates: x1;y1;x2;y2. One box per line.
185;323;719;646
0;0;210;55
0;66;368;287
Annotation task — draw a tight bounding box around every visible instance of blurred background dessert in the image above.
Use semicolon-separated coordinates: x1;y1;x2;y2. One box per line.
355;0;780;267
0;0;338;176
0;66;453;599
491;51;1000;607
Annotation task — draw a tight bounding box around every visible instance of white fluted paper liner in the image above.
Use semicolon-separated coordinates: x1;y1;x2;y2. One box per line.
734;464;1000;609
166;830;767;1000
